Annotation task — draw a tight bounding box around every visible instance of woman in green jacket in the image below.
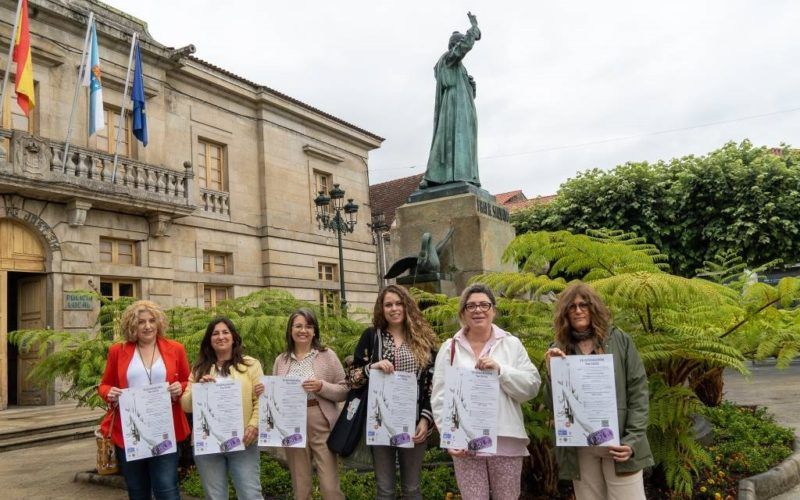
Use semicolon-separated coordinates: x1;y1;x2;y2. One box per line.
545;283;653;500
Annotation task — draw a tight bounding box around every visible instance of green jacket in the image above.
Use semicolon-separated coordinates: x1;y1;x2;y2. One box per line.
548;327;654;480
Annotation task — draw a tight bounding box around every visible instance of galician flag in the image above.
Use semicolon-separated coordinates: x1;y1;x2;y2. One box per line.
81;19;104;136
12;0;35;116
131;39;147;146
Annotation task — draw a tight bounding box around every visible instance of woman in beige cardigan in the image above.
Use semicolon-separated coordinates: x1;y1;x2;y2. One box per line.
257;308;348;500
180;317;263;500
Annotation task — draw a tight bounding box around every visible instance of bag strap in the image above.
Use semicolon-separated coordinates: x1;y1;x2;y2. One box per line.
105;406;117;439
450;338;456;366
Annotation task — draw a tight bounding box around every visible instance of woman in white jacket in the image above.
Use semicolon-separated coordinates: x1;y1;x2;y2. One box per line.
432;283;541;500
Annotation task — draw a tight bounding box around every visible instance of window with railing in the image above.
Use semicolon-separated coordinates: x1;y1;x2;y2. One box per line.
197;139;226;191
93;106;131;156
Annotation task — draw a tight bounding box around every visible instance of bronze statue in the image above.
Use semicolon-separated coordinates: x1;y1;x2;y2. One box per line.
384;228;454;280
420;12;482;190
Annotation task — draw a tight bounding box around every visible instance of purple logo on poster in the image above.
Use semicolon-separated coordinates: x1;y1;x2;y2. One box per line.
586;428;614;446
468;436;492;451
390;433;411;447
151;440;173;456
282;433;303;447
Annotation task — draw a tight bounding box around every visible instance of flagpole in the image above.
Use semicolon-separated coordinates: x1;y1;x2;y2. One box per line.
0;0;25;122
62;11;94;172
111;32;136;183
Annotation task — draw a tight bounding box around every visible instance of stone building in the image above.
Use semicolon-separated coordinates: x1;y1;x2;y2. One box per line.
0;0;382;409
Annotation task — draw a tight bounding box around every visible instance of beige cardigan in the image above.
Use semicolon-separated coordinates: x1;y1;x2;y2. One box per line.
181;355;264;429
272;348;348;428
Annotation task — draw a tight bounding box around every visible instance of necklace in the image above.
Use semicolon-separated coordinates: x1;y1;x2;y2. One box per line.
137;343;157;385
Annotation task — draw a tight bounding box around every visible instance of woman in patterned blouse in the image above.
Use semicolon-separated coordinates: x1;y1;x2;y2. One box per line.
256;308;348;500
351;284;439;500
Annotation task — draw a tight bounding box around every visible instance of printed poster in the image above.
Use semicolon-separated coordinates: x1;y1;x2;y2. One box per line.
258;375;307;447
119;382;177;461
366;370;417;448
440;367;499;454
191;379;245;455
550;354;620;447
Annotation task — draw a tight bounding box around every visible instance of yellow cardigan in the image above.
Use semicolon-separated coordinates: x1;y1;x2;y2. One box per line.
180;355;263;429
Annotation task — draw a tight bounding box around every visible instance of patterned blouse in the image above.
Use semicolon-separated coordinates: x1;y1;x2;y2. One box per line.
288;349;317;400
381;330;419;374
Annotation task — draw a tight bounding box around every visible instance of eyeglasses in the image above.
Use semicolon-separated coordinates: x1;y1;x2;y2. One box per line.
568;301;591;312
464;302;493;313
292;324;314;331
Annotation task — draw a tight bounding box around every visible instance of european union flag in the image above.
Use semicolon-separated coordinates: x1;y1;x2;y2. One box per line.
131;40;147;146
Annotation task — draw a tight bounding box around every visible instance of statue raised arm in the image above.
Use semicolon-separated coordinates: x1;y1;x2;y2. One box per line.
420;12;482;190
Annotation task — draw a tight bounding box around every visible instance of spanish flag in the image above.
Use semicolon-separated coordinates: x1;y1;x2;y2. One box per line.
13;0;35;116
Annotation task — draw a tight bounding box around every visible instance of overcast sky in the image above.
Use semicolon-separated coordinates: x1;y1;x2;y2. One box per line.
105;0;800;197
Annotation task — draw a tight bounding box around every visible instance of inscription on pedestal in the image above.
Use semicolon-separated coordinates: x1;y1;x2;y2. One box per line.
475;199;509;222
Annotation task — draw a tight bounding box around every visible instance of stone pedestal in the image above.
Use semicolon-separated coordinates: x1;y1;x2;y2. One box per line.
392;192;516;294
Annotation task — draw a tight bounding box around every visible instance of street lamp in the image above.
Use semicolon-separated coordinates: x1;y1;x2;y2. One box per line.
314;183;359;314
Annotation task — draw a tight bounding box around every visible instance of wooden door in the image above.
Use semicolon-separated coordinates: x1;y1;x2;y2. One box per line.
0;271;7;410
16;276;46;405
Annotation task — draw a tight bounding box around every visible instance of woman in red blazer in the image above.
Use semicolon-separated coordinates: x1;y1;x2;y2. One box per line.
98;300;190;500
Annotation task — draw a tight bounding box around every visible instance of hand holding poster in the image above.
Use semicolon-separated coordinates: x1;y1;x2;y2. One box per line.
440;367;499;454
258;376;307;447
550;354;620;447
191;379;245;455
119;382;177;461
366;370;417;448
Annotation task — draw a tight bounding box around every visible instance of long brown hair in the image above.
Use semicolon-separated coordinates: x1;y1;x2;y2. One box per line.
191;317;250;379
372;284;438;366
554;282;612;349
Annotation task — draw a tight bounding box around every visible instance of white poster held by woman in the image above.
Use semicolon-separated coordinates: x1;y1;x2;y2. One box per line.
191;379;245;455
119;382;177;461
366;370;417;448
440;367;499;454
258;375;307;447
550;354;620;447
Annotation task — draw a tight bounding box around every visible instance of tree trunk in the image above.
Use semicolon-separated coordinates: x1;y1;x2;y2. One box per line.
691;365;725;406
523;438;560;498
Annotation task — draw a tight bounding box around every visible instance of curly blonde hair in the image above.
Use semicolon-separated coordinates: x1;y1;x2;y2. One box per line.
372;285;438;366
120;300;168;343
553;282;611;349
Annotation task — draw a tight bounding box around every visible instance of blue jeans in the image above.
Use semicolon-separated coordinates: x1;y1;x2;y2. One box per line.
194;443;262;500
116;446;180;500
372;442;427;500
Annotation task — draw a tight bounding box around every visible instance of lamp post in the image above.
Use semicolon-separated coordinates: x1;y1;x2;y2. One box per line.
314;183;359;315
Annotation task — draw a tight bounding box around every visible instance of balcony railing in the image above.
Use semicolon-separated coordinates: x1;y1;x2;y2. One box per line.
0;129;195;219
199;188;230;219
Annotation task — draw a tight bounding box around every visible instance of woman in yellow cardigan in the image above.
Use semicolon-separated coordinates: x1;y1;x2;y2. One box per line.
180;317;263;500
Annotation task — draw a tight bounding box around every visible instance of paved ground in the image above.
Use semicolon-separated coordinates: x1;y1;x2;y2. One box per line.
0;437;126;499
724;358;800;499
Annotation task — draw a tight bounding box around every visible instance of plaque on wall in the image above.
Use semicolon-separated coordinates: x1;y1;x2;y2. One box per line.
63;292;94;310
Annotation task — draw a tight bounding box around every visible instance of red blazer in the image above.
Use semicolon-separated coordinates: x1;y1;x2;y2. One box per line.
98;337;191;447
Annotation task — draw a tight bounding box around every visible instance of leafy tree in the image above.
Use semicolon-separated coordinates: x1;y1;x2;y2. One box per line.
9;289;366;410
512;140;800;276
472;229;800;495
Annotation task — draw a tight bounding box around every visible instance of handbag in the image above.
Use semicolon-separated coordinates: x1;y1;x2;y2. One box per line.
95;407;119;475
327;329;379;457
